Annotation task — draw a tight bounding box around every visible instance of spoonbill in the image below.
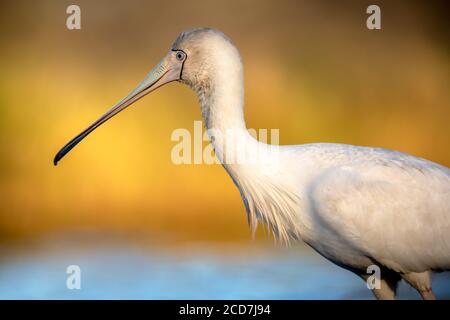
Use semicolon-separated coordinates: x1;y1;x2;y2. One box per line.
54;28;450;299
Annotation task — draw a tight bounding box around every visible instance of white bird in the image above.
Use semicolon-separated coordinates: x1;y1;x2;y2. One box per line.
54;28;450;299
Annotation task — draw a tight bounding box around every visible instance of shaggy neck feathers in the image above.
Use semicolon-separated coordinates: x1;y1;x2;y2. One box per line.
191;53;302;245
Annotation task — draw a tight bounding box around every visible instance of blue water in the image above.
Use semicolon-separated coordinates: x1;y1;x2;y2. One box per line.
0;234;449;299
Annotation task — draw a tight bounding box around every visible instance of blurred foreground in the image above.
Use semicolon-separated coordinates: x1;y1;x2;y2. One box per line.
0;232;449;299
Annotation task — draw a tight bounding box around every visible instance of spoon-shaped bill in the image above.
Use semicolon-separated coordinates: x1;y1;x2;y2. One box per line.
53;53;183;166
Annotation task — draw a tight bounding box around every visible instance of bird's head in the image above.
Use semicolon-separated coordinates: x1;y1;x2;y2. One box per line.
53;28;242;165
172;28;242;91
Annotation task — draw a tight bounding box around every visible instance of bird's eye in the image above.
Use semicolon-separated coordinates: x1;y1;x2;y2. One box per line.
176;51;185;61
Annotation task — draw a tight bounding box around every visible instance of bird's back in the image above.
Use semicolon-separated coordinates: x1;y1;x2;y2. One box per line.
282;143;450;273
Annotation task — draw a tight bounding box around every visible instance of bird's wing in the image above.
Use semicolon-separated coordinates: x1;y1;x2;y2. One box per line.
308;158;450;273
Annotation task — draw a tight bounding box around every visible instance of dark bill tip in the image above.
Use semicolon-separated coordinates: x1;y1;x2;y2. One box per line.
53;142;74;166
53;127;94;166
53;152;63;166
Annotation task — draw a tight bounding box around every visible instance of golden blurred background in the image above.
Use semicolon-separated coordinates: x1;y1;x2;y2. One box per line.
0;0;448;245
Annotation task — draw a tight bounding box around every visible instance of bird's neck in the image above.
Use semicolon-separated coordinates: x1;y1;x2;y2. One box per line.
195;64;254;164
200;66;246;131
192;56;306;244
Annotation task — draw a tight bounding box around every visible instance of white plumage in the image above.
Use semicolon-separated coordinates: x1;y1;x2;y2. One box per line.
54;28;450;299
174;28;450;299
